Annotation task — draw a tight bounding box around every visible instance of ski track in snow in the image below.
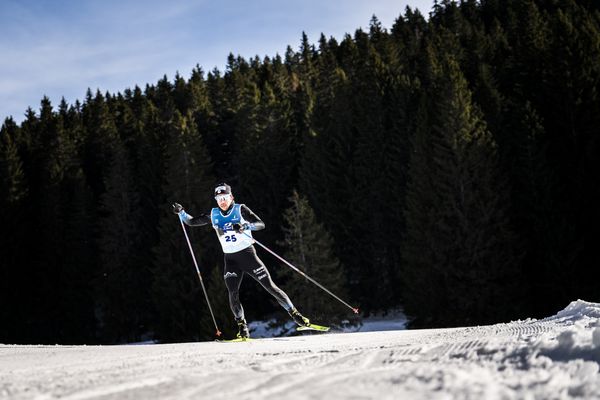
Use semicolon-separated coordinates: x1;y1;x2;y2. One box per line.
1;300;600;400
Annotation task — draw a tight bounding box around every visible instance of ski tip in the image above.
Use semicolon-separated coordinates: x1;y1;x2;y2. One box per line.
297;324;330;332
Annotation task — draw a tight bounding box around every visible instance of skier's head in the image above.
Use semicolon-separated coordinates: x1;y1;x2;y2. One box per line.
214;183;232;196
214;183;234;210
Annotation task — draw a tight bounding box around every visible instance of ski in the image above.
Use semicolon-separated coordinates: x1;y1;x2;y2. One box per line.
215;337;254;343
297;323;330;332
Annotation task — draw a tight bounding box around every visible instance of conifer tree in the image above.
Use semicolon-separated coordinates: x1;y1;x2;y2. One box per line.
127;86;163;262
50;98;97;344
0;119;28;342
507;102;565;316
286;34;317;203
151;111;215;343
57;163;96;344
300;36;352;239
14;98;98;343
391;6;428;73
346;27;407;310
28;98;68;342
205;68;237;178
95;136;146;343
277;191;348;322
0;119;27;209
11;108;43;343
402;52;521;327
81;90;119;199
539;0;600;298
235;77;296;246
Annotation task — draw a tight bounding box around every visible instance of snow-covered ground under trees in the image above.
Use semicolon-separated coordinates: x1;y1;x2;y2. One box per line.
1;300;600;400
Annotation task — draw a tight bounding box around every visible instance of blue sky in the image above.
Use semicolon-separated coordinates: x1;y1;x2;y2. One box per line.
0;0;433;123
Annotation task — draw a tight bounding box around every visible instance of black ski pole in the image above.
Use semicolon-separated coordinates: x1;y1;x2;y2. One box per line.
241;231;359;314
178;217;222;337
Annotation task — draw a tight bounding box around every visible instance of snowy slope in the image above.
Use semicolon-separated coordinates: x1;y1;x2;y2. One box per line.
248;308;408;337
1;300;599;399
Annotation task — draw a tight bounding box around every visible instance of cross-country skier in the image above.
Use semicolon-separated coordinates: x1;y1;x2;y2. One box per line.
172;183;310;339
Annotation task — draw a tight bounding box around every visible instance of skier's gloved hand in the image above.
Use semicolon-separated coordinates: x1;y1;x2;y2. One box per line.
172;203;183;214
232;223;248;233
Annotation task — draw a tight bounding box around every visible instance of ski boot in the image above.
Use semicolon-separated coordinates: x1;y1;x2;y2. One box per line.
236;317;250;339
289;308;310;327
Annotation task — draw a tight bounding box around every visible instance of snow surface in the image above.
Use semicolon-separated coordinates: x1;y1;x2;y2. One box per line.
1;300;600;399
248;309;408;338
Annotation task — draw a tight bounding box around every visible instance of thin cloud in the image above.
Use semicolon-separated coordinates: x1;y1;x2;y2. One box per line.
0;0;433;122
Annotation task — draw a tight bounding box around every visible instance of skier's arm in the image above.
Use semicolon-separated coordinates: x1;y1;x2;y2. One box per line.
240;204;265;231
181;211;211;227
172;203;210;227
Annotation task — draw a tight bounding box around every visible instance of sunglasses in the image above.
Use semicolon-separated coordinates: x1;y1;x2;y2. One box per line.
215;194;232;202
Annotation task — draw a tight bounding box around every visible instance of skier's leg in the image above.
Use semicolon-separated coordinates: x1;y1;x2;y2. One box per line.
245;249;295;312
252;264;296;311
223;258;244;320
254;265;311;327
224;268;249;338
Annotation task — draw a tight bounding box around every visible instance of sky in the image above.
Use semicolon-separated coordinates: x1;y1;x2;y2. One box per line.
0;0;434;124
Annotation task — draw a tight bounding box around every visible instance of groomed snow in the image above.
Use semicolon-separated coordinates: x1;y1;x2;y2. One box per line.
1;300;599;399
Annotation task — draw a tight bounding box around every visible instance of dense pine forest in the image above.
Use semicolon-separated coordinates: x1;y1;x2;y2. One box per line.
1;0;599;344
